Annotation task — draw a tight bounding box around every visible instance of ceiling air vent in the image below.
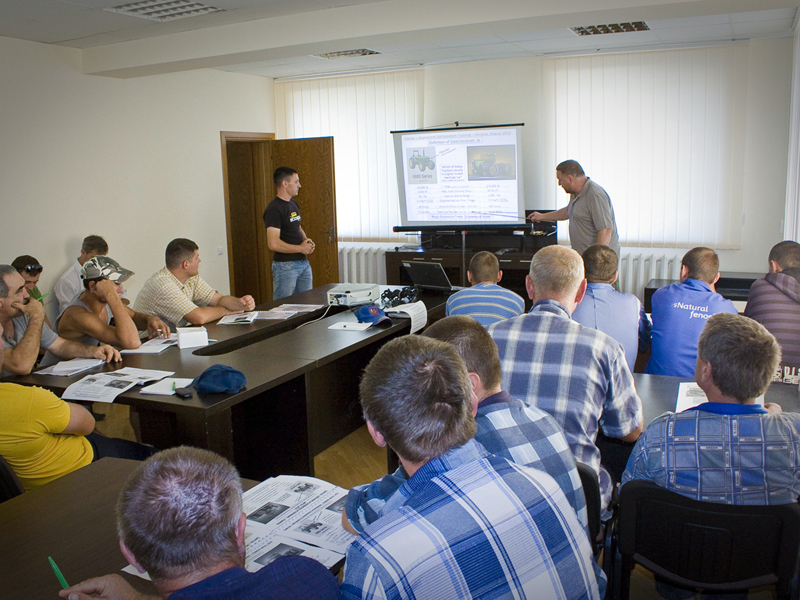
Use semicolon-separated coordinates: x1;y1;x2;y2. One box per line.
105;1;224;22
314;49;381;60
572;22;650;36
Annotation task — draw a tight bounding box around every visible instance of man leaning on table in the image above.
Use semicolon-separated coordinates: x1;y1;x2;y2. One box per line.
56;257;168;352
0;320;153;491
0;264;120;377
134;238;255;330
622;313;800;600
60;446;340;600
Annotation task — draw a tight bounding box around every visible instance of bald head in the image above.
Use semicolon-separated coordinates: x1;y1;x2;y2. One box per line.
526;246;586;310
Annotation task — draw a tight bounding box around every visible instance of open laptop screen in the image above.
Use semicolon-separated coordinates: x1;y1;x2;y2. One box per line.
402;261;458;291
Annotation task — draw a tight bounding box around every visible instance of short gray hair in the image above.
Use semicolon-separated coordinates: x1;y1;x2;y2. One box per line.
528;246;584;298
0;265;18;298
698;314;780;403
117;447;243;581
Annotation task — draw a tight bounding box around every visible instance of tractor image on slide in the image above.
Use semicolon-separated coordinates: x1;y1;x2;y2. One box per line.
408;150;435;172
470;153;514;178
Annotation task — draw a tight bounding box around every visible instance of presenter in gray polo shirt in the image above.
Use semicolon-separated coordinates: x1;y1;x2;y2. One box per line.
530;160;620;259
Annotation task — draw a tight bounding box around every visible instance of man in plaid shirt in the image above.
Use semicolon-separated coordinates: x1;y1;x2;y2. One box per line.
488;245;643;514
340;335;601;600
343;315;588;534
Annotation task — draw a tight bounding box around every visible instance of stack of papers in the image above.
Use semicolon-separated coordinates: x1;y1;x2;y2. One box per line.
36;358;103;377
256;311;297;320
62;369;173;402
219;312;257;325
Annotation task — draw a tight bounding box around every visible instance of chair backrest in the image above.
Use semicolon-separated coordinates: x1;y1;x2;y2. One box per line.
617;480;800;595
575;461;601;550
0;453;25;503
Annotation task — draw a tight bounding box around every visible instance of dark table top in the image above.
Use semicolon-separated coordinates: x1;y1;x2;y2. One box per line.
0;458;259;600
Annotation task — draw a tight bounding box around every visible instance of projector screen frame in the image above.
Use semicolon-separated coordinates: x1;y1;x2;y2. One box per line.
391;123;525;229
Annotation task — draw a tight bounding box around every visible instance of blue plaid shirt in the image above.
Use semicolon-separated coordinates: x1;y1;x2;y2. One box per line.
488;300;643;511
341;439;601;600
346;391;587;532
622;403;800;504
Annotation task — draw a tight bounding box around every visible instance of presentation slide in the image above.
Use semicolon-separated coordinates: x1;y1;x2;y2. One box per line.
393;124;525;227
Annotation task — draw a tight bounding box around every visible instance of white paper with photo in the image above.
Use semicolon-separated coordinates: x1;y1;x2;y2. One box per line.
245;535;342;571
243;476;338;531
285;490;355;553
120;336;177;354
113;367;174;383
62;373;139;402
675;382;765;413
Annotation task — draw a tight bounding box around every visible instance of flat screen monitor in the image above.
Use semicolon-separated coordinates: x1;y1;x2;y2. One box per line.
392;124;525;228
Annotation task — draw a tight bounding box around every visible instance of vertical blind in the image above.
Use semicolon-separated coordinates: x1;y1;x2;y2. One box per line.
543;46;748;249
275;70;425;241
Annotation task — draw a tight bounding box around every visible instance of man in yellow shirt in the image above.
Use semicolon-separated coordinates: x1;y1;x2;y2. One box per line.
0;321;154;490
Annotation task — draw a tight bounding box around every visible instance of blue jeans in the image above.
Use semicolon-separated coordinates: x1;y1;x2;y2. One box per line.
272;259;313;300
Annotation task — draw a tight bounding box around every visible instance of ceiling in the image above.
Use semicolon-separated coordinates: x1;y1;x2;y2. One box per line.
0;0;797;79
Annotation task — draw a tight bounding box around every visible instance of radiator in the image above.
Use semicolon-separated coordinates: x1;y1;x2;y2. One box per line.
619;250;682;301
338;244;393;284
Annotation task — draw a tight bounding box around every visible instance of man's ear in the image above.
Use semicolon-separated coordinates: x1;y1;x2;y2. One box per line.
120;540;146;574
679;264;689;282
712;272;721;285
695;357;713;386
525;275;535;302
611;272;619;285
467;372;480;417
467;271;475;285
496;270;503;284
236;512;247;551
574;279;587;305
366;420;386;448
769;259;782;274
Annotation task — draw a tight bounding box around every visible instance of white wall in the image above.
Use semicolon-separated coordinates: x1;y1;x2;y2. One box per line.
423;38;793;274
0;35;275;319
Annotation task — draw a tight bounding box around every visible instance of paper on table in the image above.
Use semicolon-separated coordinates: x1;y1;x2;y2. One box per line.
140;378;194;395
256;311;297;320
328;322;371;331
37;359;103;377
386;300;427;334
52;358;104;373
219;312;257;325
113;367;174;384
276;304;324;312
120;336;177;354
62;373;139;403
675;381;765;413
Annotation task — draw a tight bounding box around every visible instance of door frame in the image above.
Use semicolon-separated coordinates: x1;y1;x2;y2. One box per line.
220;131;275;295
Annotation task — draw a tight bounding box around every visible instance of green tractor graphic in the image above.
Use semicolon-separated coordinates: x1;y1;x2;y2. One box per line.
408;150;435;172
470;153;514;178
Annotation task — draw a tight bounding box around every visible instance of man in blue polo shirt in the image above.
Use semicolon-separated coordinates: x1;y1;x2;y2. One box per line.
445;251;524;326
573;244;651;371
646;247;737;377
623;313;800;599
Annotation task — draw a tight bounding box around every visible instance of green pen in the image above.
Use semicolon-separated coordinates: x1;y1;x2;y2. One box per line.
48;556;69;589
172;381;177;392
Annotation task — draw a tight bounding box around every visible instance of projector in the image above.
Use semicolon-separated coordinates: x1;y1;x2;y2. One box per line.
327;283;380;306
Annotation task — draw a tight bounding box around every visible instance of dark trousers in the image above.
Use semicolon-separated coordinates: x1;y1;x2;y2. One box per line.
86;432;157;462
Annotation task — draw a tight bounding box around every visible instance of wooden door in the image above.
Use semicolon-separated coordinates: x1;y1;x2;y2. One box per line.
222;133;338;304
272;137;338;289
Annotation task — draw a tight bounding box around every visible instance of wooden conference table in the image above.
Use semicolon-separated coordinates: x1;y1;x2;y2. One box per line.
12;285;447;481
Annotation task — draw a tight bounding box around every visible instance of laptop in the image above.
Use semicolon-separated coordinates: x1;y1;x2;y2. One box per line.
402;261;466;293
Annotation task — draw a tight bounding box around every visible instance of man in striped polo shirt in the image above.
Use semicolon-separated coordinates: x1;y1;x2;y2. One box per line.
744;240;800;384
445;251;524;326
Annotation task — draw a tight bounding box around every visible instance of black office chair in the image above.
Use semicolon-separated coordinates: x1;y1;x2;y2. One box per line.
0;454;24;504
613;480;800;600
576;461;602;554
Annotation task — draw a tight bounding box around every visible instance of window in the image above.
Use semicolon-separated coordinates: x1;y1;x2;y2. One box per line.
544;46;748;249
275;70;424;241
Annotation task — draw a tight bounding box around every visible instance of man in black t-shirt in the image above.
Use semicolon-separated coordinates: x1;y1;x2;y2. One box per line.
263;167;315;300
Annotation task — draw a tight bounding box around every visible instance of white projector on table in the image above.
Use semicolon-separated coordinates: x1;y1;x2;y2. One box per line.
327;283;380;306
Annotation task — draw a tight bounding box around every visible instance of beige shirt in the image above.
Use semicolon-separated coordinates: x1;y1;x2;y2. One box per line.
133;267;216;329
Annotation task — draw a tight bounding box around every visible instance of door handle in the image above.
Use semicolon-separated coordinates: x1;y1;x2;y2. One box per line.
327;227;335;244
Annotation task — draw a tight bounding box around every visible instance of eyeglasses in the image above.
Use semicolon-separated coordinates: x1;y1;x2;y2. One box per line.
22;264;43;275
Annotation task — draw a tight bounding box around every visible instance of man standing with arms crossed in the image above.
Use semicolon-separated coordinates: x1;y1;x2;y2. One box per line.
264;167;315;300
530;160;620;259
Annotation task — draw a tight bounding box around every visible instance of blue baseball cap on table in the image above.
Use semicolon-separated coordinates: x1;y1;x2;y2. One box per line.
354;304;392;326
192;364;246;394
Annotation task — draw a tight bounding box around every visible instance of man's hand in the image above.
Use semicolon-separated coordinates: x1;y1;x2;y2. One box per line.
94;279;121;303
146;316;169;339
239;295;256;311
765;402;783;415
528;211;547;223
94;344;122;363
300;238;315;255
59;574;156;600
13;296;45;320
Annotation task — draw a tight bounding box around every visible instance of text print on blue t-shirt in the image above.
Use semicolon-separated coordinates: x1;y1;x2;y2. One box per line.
672;301;710;320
